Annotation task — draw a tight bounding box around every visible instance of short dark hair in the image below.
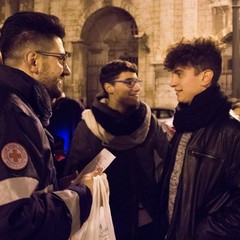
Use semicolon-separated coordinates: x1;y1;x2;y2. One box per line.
163;37;224;85
0;11;65;61
99;59;138;90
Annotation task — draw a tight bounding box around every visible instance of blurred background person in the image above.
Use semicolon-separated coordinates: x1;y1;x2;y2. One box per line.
47;80;85;178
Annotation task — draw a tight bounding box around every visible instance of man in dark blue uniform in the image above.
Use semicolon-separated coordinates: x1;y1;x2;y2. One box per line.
0;11;99;240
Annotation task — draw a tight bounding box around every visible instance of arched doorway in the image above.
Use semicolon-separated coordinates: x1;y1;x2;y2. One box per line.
81;7;138;107
221;33;233;96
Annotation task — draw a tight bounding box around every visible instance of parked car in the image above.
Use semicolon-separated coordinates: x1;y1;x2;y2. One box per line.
151;108;174;127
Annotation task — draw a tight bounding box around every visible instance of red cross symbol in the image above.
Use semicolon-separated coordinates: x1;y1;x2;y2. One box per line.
9;149;22;162
1;143;28;170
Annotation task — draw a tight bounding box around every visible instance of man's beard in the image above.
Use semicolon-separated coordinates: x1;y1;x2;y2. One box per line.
48;85;63;100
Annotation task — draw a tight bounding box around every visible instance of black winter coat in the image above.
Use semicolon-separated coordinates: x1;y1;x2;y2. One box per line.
158;115;240;240
65;108;170;240
0;66;91;240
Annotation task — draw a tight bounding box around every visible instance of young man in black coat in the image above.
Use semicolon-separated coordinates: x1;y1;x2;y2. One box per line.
64;60;172;240
158;37;240;240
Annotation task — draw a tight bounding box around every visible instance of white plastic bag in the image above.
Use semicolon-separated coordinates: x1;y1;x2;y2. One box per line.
71;174;116;240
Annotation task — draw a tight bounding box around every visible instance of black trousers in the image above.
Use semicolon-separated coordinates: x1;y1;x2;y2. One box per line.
136;222;156;240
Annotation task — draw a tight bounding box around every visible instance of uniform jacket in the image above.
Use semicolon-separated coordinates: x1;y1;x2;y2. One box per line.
64;94;171;240
158;86;240;240
0;66;91;240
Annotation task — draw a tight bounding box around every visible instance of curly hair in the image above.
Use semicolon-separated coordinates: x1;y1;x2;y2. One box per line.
163;37;225;85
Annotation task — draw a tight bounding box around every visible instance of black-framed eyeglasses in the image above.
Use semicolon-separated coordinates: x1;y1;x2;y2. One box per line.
35;50;69;65
110;78;142;88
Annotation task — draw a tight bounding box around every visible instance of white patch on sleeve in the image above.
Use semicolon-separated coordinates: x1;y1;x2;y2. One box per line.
1;142;28;170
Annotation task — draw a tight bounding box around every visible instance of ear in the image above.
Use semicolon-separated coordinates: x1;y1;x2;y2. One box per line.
104;82;114;94
24;51;39;74
201;69;213;87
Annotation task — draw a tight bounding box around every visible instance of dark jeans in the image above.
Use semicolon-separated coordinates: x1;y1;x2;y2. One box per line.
136;222;156;240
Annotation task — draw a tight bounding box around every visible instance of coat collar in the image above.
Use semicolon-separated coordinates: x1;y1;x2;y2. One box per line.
0;65;52;126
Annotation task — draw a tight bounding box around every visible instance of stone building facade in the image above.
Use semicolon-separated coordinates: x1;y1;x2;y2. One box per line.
0;0;234;108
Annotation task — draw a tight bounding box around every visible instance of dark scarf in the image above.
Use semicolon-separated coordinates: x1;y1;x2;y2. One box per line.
173;85;231;132
91;93;147;136
0;65;52;127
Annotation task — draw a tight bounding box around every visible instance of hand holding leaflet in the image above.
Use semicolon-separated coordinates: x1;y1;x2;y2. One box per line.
71;148;116;186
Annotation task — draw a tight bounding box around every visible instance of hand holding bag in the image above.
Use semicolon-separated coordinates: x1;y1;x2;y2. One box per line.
71;173;116;240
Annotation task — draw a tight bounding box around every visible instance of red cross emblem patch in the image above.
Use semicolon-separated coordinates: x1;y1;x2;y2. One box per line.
1;143;28;170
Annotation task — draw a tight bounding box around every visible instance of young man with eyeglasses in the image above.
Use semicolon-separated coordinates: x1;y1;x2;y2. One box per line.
64;59;172;240
0;11;101;240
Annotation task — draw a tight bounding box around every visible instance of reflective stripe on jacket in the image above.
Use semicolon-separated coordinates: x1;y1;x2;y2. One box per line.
0;66;91;240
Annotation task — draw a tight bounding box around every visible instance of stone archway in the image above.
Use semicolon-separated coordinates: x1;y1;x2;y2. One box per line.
80;7;138;107
220;32;233;96
66;1;151;106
